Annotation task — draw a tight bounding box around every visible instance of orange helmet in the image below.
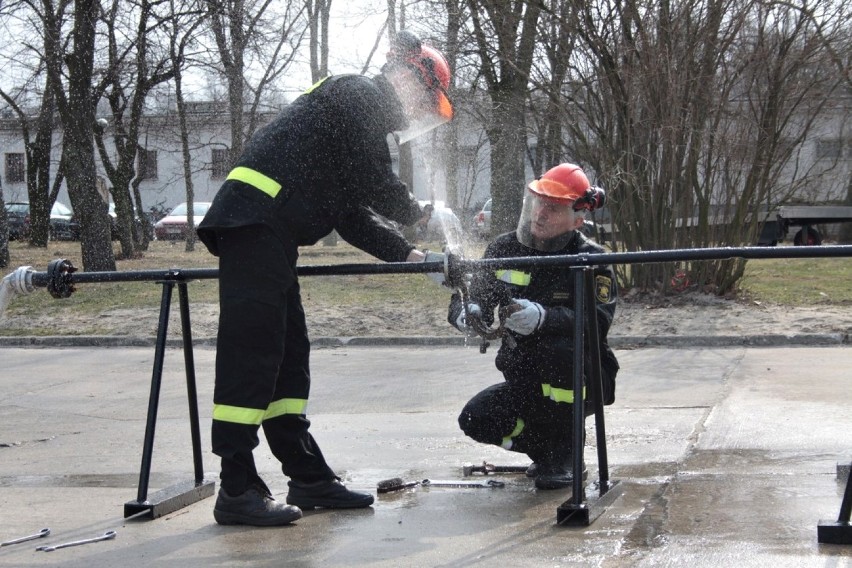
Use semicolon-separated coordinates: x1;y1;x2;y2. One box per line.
386;31;453;121
528;163;590;203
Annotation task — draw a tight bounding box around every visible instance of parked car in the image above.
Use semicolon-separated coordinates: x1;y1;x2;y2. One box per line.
49;201;78;240
4;202;29;240
154;202;212;241
3;201;79;241
472;198;492;238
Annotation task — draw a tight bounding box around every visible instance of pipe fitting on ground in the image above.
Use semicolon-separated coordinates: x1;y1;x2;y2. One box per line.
46;258;77;299
0;265;36;320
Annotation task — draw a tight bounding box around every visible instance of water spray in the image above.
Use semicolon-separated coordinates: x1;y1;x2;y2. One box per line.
442;247;520;353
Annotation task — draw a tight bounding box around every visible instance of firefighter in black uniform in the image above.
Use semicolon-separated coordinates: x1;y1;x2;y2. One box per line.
197;31;454;526
449;163;619;490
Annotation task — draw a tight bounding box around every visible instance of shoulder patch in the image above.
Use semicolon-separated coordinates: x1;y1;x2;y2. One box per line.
595;275;613;303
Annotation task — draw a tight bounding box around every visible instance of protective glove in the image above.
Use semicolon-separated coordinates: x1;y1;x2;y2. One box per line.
503;299;545;335
423;251;446;286
454;303;482;332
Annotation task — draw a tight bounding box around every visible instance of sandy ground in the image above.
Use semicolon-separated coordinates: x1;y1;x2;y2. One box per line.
3;292;852;340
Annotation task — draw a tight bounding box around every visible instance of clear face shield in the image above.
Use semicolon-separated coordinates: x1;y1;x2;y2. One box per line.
390;69;453;144
516;190;585;252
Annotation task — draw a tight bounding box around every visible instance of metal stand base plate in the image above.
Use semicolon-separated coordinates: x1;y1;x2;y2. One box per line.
125;479;216;519
556;480;623;526
817;521;852;545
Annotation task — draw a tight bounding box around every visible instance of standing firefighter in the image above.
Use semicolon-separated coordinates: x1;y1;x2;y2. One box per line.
197;31;453;526
449;163;619;490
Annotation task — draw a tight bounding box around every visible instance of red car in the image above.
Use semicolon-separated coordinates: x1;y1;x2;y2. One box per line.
153;202;211;241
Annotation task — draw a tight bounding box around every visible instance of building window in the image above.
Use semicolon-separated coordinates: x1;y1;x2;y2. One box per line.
5;153;25;183
138;149;158;180
815;139;844;160
211;148;229;179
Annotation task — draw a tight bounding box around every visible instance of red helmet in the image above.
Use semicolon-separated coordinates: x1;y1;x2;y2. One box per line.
528;163;590;203
386;31;453;121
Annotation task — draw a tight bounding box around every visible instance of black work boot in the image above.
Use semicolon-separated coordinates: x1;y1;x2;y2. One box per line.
525;463;539;478
286;478;374;510
533;460;588;490
213;485;303;526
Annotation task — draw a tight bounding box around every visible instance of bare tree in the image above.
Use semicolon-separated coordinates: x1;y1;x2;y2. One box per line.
465;0;541;236
0;76;60;247
0;176;8;267
43;0;115;270
553;0;848;293
204;0;308;162
94;0;180;258
167;0;207;251
306;0;331;82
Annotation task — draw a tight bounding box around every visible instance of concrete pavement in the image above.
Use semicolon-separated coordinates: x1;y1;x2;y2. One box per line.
0;344;850;567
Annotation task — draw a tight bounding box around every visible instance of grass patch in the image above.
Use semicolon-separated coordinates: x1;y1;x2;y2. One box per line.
740;256;852;305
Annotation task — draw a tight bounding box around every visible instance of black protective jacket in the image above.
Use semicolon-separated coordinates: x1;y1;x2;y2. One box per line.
198;74;422;262
448;231;619;402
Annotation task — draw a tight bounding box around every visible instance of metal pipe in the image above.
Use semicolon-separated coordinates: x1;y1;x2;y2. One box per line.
571;267;586;505
584;269;610;495
135;282;173;503
177;282;205;485
22;245;852;289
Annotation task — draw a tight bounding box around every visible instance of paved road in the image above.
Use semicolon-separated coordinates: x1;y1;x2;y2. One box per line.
0;344;850;567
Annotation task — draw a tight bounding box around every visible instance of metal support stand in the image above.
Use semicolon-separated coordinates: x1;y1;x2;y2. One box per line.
557;267;622;526
818;460;852;544
124;277;215;519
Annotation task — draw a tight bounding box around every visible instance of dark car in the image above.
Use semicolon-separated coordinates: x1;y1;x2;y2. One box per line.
3;201;79;241
4;202;29;240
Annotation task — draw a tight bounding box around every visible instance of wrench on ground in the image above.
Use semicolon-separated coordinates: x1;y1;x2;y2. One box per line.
36;530;116;552
422;479;505;488
1;528;50;547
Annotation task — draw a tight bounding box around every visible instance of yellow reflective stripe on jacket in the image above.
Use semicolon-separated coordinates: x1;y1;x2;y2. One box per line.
303;76;329;94
501;418;525;449
264;398;308;420
541;384;586;404
227;166;282;198
213;398;308;425
213;404;266;425
495;270;531;286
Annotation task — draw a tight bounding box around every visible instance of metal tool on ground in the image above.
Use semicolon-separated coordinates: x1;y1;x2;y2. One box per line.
462;461;531;476
423;479;504;488
36;530;116;552
377;477;505;493
1;528;50;547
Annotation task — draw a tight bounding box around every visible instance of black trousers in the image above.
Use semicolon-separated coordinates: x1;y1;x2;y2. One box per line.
212;225;335;494
459;337;613;465
458;382;576;465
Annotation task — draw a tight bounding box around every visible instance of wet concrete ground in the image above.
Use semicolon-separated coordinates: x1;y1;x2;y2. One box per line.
0;345;850;567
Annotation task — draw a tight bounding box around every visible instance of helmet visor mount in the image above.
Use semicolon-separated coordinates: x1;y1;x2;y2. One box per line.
516;189;585;252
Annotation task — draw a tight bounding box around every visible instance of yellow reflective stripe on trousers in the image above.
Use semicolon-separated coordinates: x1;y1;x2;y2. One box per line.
495;270;531;286
226;166;282;198
213;398;308;425
213;404;266;425
501;418;525;449
264;398;308;420
541;384;586;404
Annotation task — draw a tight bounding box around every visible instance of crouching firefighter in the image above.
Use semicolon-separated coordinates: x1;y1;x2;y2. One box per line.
196;31;454;526
448;163;619;490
